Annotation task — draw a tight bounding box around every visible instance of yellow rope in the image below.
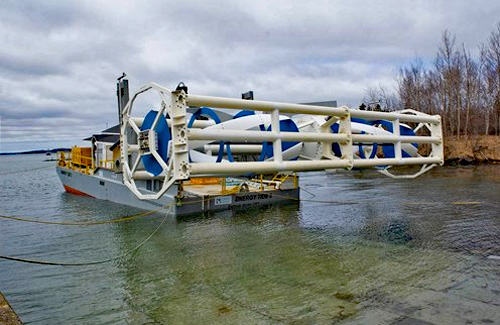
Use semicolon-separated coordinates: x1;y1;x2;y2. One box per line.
0;204;170;226
272;191;360;205
0;197;211;226
403;201;483;206
1;186;484;266
0;164;53;176
0;205;174;266
271;190;484;206
451;201;482;205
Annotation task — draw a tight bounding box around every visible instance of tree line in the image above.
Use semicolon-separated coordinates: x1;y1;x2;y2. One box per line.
363;22;500;139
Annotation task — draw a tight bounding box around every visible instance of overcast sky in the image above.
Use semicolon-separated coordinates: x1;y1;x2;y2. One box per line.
1;0;500;152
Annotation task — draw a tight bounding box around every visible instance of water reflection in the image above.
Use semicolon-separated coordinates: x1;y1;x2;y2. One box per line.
114;201;460;323
1;156;500;323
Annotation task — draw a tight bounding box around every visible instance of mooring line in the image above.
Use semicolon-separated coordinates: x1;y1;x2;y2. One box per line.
0;197;211;226
0;164;53;176
403;201;483;206
273;192;360;205
275;192;483;206
299;186;317;199
0;205;173;266
4;185;482;266
451;201;482;205
0;203;171;226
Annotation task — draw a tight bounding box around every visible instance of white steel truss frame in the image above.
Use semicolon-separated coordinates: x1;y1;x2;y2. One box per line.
121;84;443;200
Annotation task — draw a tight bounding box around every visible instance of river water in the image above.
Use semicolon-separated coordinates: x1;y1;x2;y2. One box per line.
0;154;499;324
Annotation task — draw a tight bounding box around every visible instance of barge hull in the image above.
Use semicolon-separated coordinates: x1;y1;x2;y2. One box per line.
56;166;299;216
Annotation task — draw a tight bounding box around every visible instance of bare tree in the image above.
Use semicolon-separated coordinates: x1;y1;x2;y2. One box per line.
480;22;500;135
397;58;426;112
363;84;400;111
435;30;464;137
363;86;380;110
378;84;399;111
383;22;500;138
462;44;482;136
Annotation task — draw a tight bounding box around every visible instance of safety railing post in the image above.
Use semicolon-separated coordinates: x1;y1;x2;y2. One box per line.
429;115;444;165
338;107;353;169
393;119;402;162
271;109;282;164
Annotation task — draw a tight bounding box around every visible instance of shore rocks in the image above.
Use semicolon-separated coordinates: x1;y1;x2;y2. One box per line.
0;292;21;325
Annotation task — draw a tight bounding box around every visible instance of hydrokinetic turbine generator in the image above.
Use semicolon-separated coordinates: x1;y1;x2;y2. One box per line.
56;76;443;215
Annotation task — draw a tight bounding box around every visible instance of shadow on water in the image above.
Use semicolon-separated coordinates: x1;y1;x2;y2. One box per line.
176;201;301;225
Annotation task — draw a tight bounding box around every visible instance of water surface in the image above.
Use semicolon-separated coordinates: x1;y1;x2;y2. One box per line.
1;154;499;324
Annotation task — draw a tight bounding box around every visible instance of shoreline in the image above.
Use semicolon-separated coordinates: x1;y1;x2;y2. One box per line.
444;135;500;165
0;291;21;325
0;148;70;156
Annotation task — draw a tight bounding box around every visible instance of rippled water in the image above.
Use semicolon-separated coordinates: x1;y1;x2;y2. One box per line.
1;154;499;324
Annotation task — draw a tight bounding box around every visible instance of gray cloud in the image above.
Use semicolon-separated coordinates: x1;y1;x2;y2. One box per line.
1;0;500;149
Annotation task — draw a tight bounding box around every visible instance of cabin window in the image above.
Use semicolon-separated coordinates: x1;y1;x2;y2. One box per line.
146;180;152;191
99;181;105;186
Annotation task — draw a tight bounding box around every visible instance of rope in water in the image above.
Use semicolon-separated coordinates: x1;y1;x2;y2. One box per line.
0;164;53;176
275;193;361;205
0;187;483;227
274;190;482;206
0;198;207;266
0;182;483;267
0;203;171;226
0;196;212;226
0;205;173;266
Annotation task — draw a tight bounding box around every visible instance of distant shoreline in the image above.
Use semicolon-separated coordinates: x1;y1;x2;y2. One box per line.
0;148;70;156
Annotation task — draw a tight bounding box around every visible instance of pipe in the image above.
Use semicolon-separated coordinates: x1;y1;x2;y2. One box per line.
132;117;215;129
351;134;441;144
188;129;349;143
186;94;349;116
133;170;163;180
190;160;352;175
353;156;442;167
350;110;439;124
204;144;263;154
186;94;441;124
189;156;442;175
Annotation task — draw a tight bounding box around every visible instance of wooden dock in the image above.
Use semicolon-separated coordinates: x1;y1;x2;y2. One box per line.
0;292;21;324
